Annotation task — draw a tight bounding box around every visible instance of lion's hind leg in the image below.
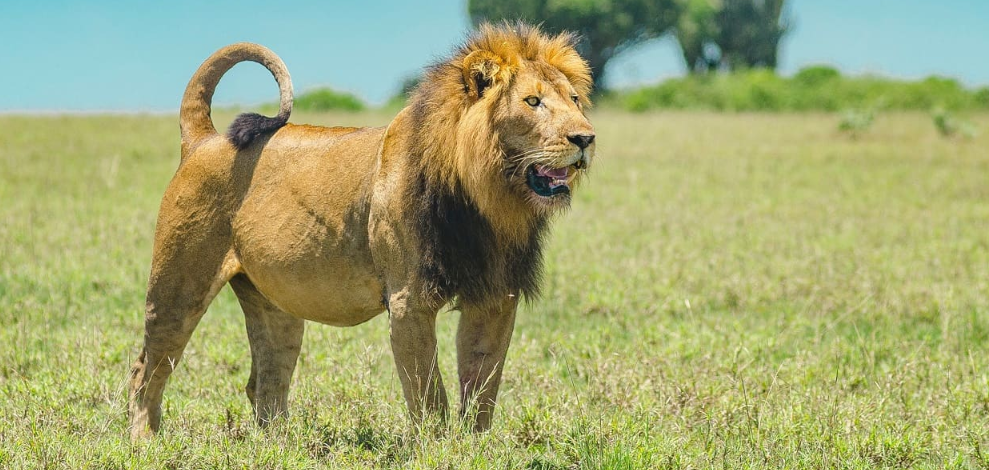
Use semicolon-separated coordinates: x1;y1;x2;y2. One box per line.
129;244;240;441
229;274;305;427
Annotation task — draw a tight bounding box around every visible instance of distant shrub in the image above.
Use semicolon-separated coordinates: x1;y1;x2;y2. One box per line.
932;108;977;139
793;65;840;87
838;108;875;138
621;66;989;113
294;88;365;112
624;71;790;112
972;86;989;108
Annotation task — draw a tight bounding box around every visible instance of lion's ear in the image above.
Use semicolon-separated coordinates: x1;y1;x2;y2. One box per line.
462;50;503;100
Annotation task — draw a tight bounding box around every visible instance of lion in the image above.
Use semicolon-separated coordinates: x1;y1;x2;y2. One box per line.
128;23;595;440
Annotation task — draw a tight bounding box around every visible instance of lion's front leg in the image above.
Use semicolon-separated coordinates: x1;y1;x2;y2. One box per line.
387;289;449;424
456;295;518;431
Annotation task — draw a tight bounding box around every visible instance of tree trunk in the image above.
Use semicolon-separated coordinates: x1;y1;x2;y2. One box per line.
675;33;701;74
585;49;610;94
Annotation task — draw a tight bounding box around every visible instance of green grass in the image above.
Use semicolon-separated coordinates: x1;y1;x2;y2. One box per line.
2;110;989;468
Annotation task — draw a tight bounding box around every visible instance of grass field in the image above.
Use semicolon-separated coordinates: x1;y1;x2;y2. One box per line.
2;109;989;468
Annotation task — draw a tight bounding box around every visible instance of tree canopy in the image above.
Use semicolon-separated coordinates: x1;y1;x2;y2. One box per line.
676;0;790;73
469;0;791;90
467;0;682;91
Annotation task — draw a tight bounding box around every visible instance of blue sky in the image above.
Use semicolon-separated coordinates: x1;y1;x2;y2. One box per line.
1;0;987;112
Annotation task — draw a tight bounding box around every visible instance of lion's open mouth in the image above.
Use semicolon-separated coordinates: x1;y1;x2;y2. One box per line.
526;164;572;197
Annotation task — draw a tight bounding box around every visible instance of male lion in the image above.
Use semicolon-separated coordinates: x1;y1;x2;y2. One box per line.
129;23;595;440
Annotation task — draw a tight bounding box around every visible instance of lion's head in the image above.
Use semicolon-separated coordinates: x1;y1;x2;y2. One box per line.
409;23;595;240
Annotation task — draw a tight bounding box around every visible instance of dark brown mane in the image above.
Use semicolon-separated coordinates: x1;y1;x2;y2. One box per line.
408;170;548;304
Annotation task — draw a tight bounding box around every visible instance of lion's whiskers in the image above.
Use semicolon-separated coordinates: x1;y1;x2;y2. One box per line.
505;148;543;161
511;150;573;179
505;148;548;178
512;154;551;178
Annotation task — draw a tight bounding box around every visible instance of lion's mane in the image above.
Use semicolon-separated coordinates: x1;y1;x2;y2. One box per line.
400;23;593;305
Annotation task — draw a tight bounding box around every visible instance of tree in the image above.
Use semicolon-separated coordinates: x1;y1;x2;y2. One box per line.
468;0;681;91
675;0;720;73
718;0;789;69
675;0;789;73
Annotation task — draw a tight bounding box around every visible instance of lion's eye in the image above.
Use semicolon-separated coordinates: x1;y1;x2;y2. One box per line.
571;95;580;105
524;96;541;107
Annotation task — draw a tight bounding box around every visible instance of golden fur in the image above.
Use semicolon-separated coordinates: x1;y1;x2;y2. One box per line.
129;23;595;440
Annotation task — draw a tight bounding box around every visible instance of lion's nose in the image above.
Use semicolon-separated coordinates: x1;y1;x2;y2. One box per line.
567;133;595;149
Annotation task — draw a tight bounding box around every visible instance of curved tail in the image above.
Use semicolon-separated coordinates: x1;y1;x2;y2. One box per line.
179;42;293;155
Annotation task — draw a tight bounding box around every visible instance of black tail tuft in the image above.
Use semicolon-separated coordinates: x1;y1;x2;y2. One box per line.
227;112;289;149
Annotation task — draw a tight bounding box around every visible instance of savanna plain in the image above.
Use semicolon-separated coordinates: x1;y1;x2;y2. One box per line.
2;109;989;469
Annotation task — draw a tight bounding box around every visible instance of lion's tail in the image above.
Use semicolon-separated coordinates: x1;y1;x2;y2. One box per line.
179;42;293;156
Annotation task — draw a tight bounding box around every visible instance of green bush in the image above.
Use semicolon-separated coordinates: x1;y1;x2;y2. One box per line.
792;65;840;87
838;108;875;138
622;66;989;112
932;107;977;139
294;88;365;112
975;87;989;108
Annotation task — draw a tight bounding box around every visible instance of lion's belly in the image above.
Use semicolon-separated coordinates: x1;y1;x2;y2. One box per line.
232;207;386;326
230;127;387;326
239;259;385;326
